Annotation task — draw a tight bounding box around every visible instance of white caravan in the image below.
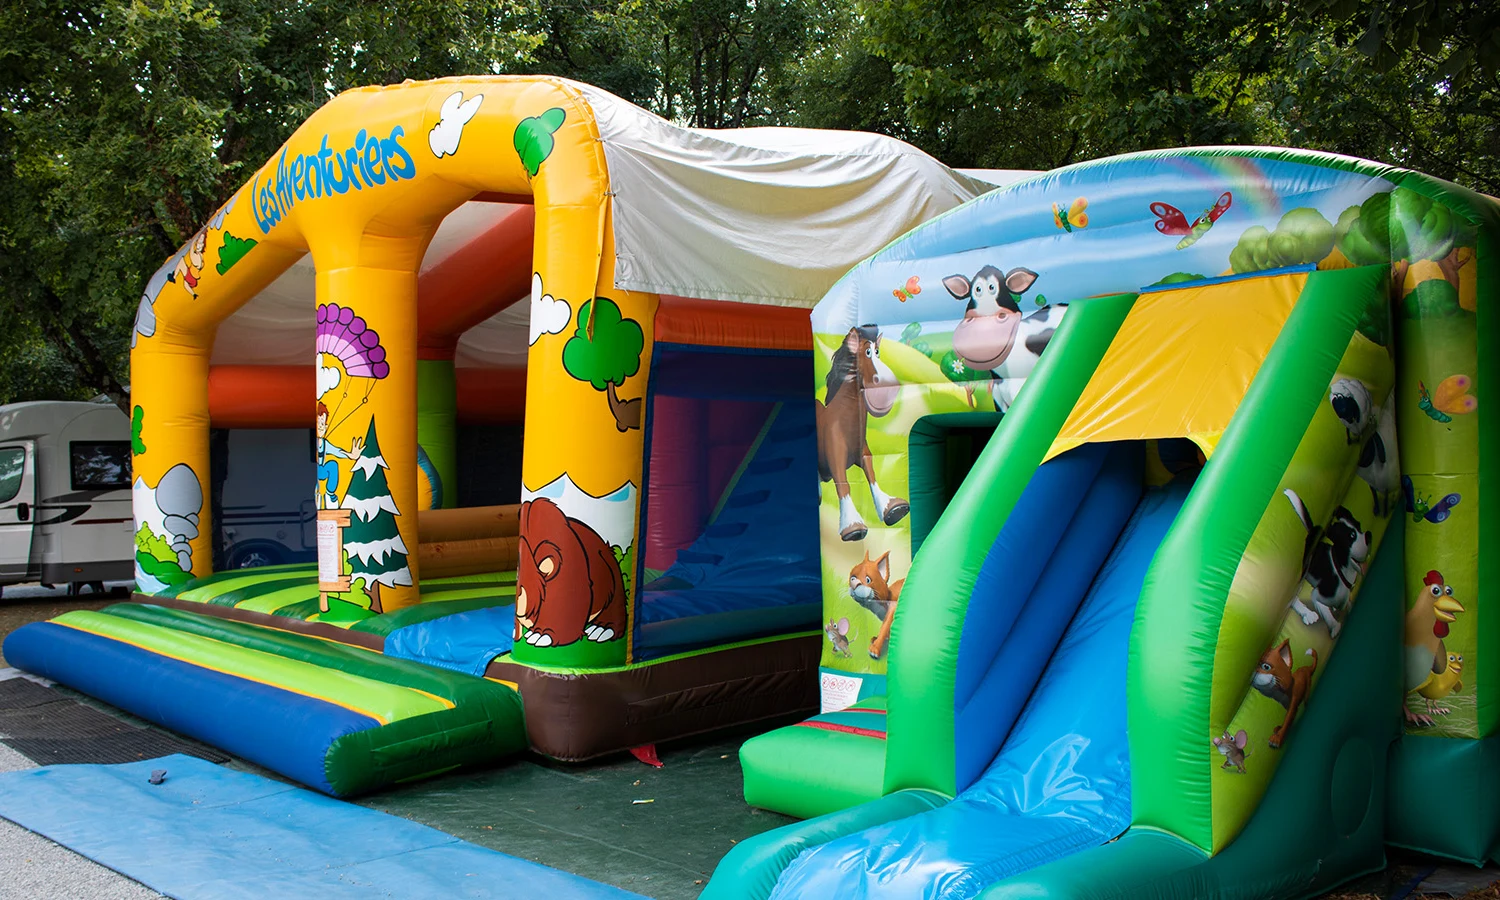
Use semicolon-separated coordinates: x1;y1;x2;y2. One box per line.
0;401;134;596
217;428;317;569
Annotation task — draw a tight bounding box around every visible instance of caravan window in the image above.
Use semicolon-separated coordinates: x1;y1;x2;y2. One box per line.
0;448;22;503
70;442;131;490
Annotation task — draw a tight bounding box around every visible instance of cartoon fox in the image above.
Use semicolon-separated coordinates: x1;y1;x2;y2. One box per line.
848;551;903;659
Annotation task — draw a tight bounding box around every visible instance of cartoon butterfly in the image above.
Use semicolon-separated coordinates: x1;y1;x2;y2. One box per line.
1053;197;1089;232
1150;192;1233;250
892;276;921;302
1417;375;1477;423
1403;474;1460;524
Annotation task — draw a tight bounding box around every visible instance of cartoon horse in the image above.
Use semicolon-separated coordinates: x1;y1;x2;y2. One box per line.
817;325;908;541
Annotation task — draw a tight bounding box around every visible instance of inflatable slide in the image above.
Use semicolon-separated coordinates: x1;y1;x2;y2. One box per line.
5;76;1002;794
712;149;1498;897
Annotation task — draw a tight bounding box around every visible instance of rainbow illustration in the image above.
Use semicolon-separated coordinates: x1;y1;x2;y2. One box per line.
1164;155;1282;219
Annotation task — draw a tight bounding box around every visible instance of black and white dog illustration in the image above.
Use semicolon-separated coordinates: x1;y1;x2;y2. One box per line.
1329;378;1375;444
1285;489;1371;638
1356;396;1400;517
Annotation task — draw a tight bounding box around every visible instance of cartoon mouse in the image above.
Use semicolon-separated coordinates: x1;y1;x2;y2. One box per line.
1213;729;1249;773
825;617;852;658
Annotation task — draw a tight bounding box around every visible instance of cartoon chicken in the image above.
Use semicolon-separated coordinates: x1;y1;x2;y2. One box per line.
1403;570;1465;726
1416;653;1463;719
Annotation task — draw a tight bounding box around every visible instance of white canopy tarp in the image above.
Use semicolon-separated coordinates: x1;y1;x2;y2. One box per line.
580;84;997;307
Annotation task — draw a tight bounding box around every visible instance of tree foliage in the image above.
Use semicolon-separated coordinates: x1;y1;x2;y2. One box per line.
1;0;1496;406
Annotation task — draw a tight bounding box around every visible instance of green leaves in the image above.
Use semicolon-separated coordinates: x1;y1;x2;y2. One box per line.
131;405;147;455
1336;189;1471;269
561;297;644;391
215;232;257;275
0;0;542;407
513;107;566;177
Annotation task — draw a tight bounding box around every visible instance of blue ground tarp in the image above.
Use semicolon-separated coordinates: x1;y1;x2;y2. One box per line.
0;754;646;900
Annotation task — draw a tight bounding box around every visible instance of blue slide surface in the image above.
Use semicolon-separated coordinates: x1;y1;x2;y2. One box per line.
635;401;822;658
768;476;1193;900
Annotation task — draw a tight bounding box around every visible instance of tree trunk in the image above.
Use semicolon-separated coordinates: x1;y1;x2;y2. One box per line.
37;286;131;413
606;381;643;432
368;580;384;615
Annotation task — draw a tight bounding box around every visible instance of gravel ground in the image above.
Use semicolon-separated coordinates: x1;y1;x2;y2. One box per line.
0;687;164;900
0;582;131;669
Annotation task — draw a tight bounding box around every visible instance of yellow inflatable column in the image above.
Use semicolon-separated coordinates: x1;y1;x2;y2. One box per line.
130;334;213;589
129;189;303;594
313;235;424;614
515;197;658;668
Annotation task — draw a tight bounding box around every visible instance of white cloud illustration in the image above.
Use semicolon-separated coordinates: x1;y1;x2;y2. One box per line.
316;356;342;398
529;272;572;345
429;91;484;158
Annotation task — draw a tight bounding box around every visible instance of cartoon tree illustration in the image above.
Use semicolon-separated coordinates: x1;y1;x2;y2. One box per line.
215;232;258;275
1335;188;1477;319
514;108;565;177
1228;208;1335;274
562;297;645;431
341;419;410;614
131;405;146;455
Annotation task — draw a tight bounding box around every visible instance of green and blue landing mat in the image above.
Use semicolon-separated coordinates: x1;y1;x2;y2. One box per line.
2;603;527;796
0;754;645;899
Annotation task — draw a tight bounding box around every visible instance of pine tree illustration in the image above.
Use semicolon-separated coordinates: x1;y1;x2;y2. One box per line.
340;419;410;613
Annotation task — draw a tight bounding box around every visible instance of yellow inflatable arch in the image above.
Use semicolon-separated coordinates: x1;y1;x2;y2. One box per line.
132;74;995;676
134;77;643;614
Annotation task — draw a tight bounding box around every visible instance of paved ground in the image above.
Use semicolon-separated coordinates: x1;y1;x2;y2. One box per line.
0;583;1495;899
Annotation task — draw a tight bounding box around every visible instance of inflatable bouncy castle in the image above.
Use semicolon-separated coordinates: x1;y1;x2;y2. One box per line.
3;76;1000;794
712;149;1499;897
6;75;1495;899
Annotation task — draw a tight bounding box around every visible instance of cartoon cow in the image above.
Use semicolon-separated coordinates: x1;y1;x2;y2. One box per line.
944;266;1064;411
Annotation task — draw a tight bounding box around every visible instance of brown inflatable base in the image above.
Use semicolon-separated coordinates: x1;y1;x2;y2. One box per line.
485;635;820;761
132;593;819;762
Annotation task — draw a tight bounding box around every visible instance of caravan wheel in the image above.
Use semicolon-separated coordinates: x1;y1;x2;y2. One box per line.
227;543;284;570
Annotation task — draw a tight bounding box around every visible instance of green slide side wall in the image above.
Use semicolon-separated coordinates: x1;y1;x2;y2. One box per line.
883;292;1139;797
1382;170;1500;861
1129;265;1390;851
702;789;948;900
740;720;888;821
417;358;457;509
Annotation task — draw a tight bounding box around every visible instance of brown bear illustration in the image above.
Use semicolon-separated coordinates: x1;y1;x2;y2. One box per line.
515;497;626;647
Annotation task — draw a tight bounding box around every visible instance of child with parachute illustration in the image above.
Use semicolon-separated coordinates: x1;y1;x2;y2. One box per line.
315;303;389;508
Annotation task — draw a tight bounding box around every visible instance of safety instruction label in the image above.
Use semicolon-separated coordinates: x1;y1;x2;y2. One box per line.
820;671;862;714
